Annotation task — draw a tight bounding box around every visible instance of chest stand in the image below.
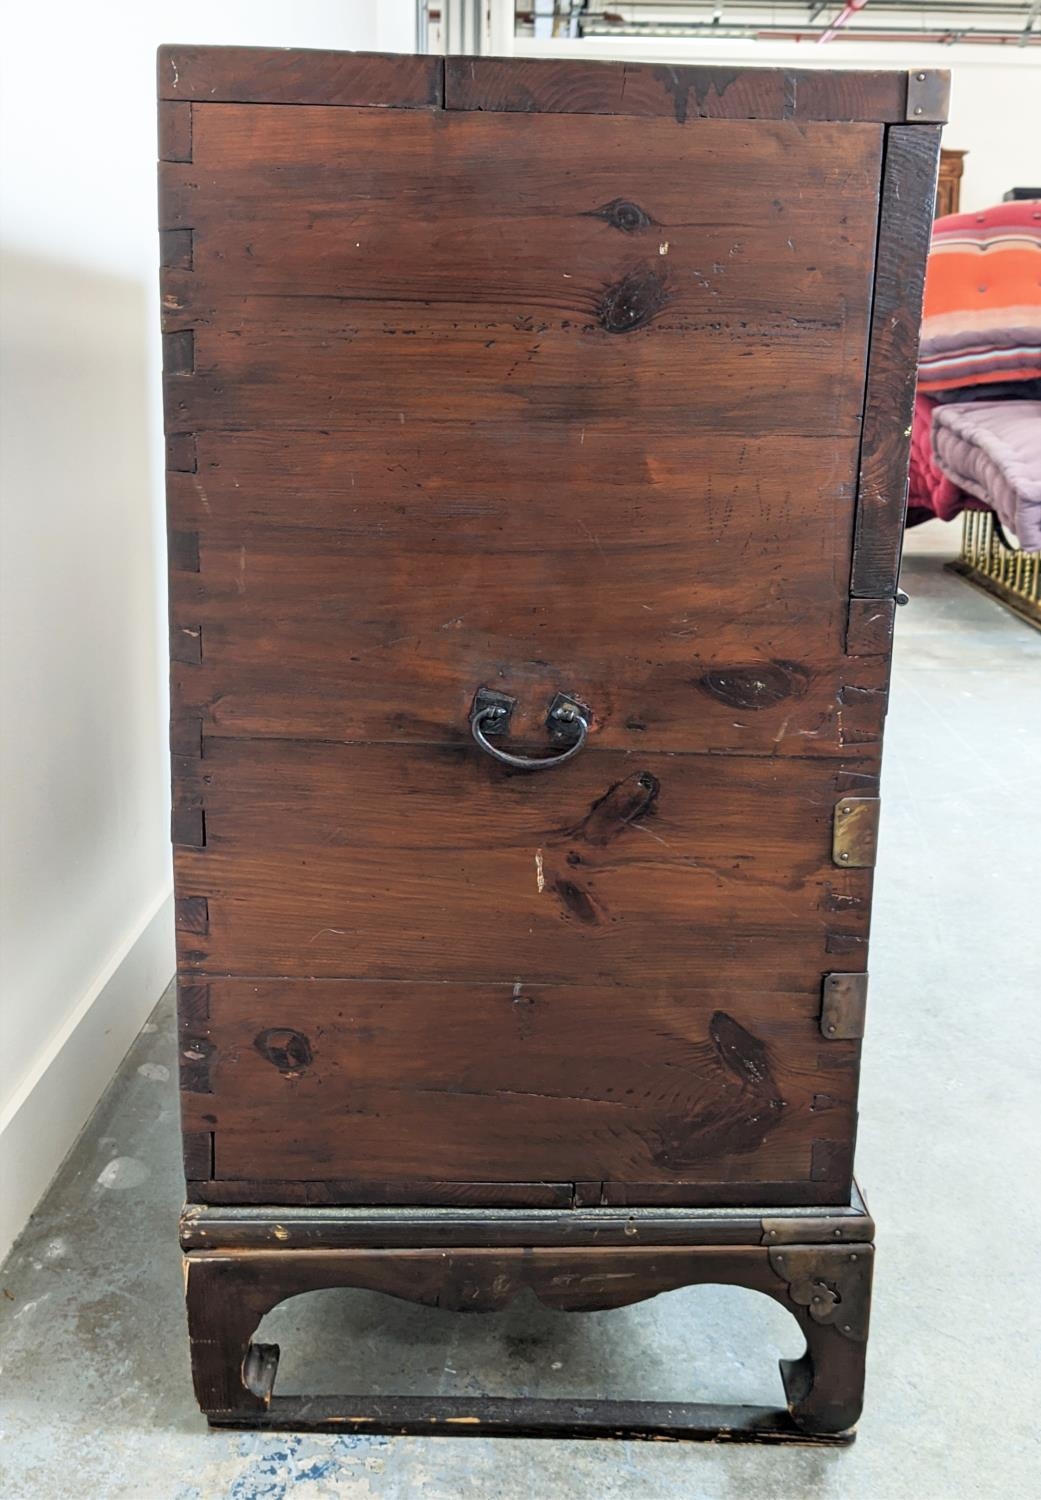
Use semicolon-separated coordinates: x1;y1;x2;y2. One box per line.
180;1185;873;1443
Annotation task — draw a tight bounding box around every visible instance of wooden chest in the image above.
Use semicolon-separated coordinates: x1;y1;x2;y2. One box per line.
161;47;945;1440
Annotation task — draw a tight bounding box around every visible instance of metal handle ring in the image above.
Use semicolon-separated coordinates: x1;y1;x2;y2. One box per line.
471;702;589;771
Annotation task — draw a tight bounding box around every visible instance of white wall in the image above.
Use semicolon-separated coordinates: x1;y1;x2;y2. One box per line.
0;0;416;1262
510;33;1041;212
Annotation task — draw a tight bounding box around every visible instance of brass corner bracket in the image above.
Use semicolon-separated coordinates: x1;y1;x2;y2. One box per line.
832;797;880;868
821;972;868;1039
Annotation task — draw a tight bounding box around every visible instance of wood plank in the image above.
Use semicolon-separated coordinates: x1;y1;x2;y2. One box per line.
167;479;890;753
183;101;880;183
186;1179;573;1208
158;45;443;108
163;108;880;295
602;1181;850;1207
180;977;856;1190
166;428;857;536
445;57;917;124
173;740;872;985
189;1177;847;1209
161;301;867;437
850;125;942;597
204;1393;848;1442
160;216;867;327
159;110;880;436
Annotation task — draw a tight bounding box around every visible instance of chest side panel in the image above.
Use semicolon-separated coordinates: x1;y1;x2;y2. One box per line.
162;65;939;1207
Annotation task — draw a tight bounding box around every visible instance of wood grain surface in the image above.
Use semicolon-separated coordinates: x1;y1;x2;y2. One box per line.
159;60;939;1205
173;740;872;986
444;55;934;124
851;126;943;596
158;45;442;108
161;110;880;437
179;976;856;1191
167;458;890;753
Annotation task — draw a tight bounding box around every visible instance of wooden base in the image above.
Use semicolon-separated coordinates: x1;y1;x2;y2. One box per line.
181;1188;874;1443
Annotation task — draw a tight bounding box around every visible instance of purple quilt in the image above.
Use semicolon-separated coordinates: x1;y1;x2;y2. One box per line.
931;400;1041;549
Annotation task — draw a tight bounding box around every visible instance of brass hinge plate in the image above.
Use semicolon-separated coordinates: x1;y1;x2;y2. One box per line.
832;797;880;868
821;972;868;1039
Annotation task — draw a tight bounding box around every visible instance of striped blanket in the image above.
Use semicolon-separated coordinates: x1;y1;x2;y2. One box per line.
919;201;1041;394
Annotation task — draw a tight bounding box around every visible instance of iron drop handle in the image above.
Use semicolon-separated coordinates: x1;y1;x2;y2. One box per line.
470;689;590;771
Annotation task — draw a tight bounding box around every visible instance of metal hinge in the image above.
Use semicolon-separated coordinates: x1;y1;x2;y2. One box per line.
832;797;880;868
821;972;868;1039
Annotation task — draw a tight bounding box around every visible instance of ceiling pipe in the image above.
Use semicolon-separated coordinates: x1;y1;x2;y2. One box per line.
580;20;1039;43
818;0;871;43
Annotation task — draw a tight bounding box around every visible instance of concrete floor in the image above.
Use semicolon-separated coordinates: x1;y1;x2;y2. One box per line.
2;523;1040;1499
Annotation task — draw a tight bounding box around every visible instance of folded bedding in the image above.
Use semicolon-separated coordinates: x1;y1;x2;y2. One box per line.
919;202;1041;394
931;400;1041;549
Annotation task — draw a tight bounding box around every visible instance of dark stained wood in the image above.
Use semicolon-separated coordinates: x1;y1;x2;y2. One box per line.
162;305;867;436
165;427;857;537
175;894;209;934
185;1240;871;1434
179;977;857;1192
601;1180;848;1207
845;597;897;657
188;1180;574;1208
159;108;879;439
170;715;201;759
158;100;191;162
164;424;874;756
167;529;199;572
165;431;196;473
159;48;935;1440
190;1177;849;1209
159;104;885;757
157;45;443;108
170;622;202;664
179;1189;875;1249
183;1131;214;1179
838;684;888;746
209;1396;850;1442
173;741;873;985
162;108;880;303
811;1138;854;1184
445;56;928;125
170;802;204;850
167;505;889;757
851;126;943;597
162;328;194;376
159;228;193;271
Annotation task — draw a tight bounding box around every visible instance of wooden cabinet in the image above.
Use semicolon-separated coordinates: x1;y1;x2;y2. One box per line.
937;146;967;217
161;47;945;1441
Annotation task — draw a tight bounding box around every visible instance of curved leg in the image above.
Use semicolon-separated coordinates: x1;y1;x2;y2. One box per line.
767;1244;873;1435
186;1255;282;1415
